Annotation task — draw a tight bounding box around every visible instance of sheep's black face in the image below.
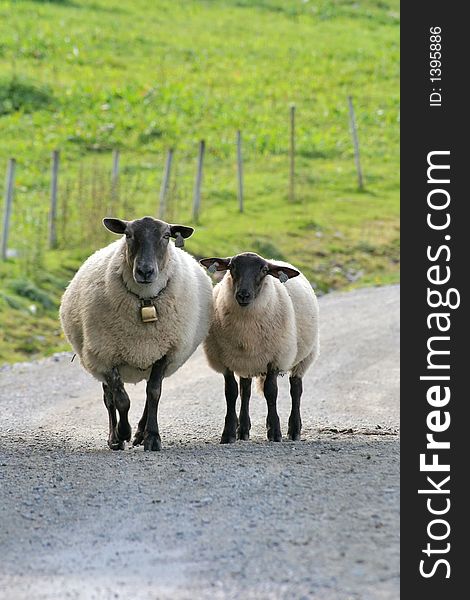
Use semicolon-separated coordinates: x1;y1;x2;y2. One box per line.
103;217;194;285
125;218;171;284
200;253;302;308
229;253;270;306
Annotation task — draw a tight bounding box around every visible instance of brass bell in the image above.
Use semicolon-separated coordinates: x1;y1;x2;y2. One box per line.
141;303;158;323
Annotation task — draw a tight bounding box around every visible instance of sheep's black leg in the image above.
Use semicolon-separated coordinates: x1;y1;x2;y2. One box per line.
103;383;119;449
221;369;238;444
288;376;303;441
143;356;167;451
264;366;282;442
237;377;252;440
104;368;131;450
132;400;148;447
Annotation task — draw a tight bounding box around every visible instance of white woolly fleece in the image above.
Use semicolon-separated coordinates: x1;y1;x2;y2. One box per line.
60;238;213;383
204;259;319;380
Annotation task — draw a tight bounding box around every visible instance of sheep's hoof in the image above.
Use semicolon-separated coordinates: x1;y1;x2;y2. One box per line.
267;415;282;442
108;427;126;450
267;429;282;442
220;432;236;444
108;438;125;451
237;429;250;441
288;416;302;441
132;430;144;446
144;433;162;451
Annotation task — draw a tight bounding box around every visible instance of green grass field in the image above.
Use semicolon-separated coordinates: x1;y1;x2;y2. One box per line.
0;0;399;363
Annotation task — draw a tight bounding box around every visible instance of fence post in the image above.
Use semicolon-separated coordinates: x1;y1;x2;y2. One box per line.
237;130;244;213
61;179;70;245
48;149;60;249
111;149;120;207
1;158;16;261
158;148;174;219
289;104;296;202
348;95;364;190
192;140;205;222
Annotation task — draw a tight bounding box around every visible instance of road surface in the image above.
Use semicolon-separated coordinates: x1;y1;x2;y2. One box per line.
0;285;399;600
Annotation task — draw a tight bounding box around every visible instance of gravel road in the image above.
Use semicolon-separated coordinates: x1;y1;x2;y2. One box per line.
0;285;399;600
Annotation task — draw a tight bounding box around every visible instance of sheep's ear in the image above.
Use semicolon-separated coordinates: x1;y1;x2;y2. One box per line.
170;225;194;239
267;263;300;282
103;218;128;235
199;257;232;273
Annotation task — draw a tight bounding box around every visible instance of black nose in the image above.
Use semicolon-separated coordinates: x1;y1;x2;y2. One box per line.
236;290;252;305
136;266;156;282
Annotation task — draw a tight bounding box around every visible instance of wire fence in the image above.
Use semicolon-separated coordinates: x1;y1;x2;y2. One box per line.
1;98;368;271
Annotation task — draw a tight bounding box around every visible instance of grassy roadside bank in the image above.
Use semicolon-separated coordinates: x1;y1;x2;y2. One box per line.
0;0;399;363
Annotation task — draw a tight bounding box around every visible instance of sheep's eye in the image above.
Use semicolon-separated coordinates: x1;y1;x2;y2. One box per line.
163;233;170;240
262;266;269;274
125;233;132;239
